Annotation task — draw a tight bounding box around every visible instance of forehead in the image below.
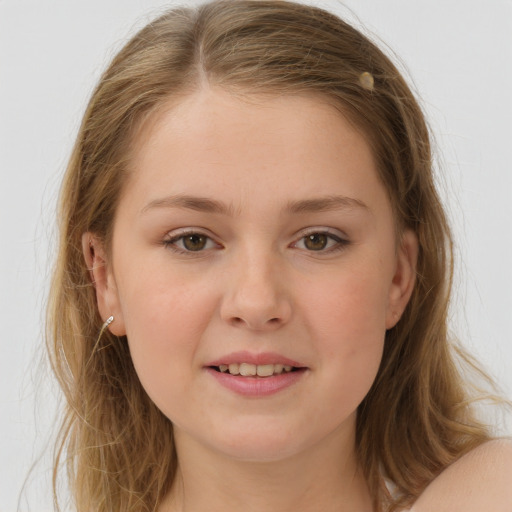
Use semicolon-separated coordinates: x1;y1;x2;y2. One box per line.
122;87;387;217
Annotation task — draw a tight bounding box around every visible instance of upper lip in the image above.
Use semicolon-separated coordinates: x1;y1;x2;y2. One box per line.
206;351;305;368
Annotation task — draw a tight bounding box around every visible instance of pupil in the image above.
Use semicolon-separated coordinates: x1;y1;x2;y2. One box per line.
305;234;327;251
184;234;207;251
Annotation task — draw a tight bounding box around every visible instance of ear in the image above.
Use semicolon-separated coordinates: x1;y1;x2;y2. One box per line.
82;232;126;336
385;229;418;329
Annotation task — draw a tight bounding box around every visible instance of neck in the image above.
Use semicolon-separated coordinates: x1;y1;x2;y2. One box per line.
160;420;373;512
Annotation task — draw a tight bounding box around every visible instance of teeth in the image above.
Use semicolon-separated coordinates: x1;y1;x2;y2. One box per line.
256;364;274;377
218;363;296;377
228;363;240;375
239;363;256;376
274;364;284;374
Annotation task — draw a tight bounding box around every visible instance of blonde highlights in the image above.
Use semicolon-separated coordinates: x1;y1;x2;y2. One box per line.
47;1;495;511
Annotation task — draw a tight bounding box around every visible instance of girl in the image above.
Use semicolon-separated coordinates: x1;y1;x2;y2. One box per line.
46;1;512;511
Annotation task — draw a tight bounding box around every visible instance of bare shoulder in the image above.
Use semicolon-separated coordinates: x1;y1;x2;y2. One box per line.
411;439;512;512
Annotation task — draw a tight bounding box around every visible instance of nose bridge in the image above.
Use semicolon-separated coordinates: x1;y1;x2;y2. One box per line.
221;240;291;330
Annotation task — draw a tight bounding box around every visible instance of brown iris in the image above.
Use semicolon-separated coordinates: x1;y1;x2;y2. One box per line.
304;233;329;251
183;234;208;251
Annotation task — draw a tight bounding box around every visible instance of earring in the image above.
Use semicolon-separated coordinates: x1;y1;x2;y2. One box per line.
99;315;114;336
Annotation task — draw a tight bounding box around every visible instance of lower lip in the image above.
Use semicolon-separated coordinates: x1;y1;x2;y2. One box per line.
205;368;307;397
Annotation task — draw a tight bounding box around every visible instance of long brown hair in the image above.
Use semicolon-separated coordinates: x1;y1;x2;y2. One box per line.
47;1;495;510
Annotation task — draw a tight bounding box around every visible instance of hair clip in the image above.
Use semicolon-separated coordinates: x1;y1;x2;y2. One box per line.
359;71;375;91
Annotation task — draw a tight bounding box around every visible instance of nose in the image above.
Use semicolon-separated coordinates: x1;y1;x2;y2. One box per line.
220;248;292;332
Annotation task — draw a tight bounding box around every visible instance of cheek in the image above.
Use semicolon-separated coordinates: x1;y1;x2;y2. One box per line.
302;268;389;397
306;265;389;343
119;259;217;338
116;267;218;408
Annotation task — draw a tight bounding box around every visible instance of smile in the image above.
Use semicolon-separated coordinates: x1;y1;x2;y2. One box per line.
214;363;295;377
205;352;307;395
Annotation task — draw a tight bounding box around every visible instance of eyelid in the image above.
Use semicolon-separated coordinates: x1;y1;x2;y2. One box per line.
291;227;350;252
163;228;222;253
162;226;350;254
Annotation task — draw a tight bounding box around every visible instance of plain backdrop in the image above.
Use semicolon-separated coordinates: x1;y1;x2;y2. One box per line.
1;0;511;510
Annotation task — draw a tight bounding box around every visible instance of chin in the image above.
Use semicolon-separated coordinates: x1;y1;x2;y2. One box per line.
217;439;306;463
198;418;331;463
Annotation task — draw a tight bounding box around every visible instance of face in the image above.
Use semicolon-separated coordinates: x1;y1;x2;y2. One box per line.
87;88;417;462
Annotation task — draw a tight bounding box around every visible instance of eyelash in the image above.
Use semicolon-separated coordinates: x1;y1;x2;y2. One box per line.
163;230;220;254
292;231;349;253
162;229;350;255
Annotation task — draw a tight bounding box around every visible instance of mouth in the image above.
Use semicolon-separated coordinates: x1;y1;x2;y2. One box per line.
206;353;307;396
210;363;301;377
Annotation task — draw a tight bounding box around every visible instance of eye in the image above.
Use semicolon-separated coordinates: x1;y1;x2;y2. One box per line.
164;231;219;253
293;231;348;252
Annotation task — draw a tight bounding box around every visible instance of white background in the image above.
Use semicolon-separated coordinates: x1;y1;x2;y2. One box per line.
1;1;511;510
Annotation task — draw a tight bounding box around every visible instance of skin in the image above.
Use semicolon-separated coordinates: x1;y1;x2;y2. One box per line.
85;87;422;511
412;439;512;512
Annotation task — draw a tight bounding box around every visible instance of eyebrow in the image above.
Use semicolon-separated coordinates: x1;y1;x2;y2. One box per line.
286;195;369;214
140;194;370;216
141;195;238;216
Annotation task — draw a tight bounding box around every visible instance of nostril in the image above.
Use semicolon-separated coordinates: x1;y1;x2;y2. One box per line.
230;316;282;329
